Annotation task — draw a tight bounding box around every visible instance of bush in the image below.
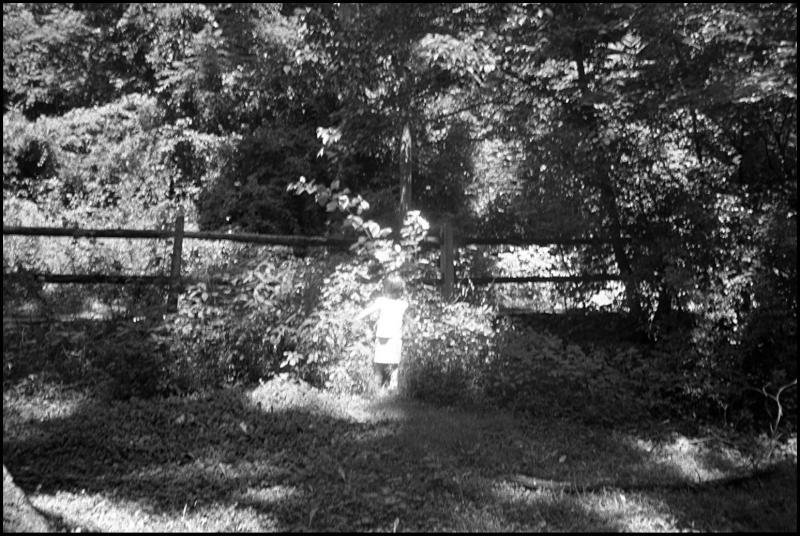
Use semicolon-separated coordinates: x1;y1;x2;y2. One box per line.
3;110;59;202
3;94;232;230
2;317;166;401
97;321;168;400
287;254;385;394
401;291;496;405
483;323;632;420
281;259;500;405
155;251;313;391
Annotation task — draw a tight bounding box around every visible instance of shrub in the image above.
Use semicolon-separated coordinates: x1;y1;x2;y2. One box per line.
285;260;499;404
401;291;497;405
287;254;385;394
479;319;733;425
95;321;168;400
3;94;232;230
484;323;618;418
155;251;312;391
3;110;60;203
2;317;167;401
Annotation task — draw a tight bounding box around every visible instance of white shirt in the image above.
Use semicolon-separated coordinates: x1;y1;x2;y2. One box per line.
369;297;408;339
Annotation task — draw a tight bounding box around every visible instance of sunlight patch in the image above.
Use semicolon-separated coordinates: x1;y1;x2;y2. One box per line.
3;388;89;431
577;491;679;532
31;491;154;532
492;477;680;532
32;491;282;532
627;433;748;483
245;376;351;419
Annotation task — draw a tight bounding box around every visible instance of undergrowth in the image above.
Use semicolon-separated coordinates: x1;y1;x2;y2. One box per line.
4;243;796;439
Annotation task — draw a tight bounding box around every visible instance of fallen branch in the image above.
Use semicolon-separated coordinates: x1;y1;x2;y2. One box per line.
506;465;783;494
748;379;797;439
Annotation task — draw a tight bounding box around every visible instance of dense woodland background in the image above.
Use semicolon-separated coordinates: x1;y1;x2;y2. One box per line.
2;3;797;432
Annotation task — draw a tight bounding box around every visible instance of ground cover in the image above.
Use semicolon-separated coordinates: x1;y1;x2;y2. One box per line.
3;376;796;532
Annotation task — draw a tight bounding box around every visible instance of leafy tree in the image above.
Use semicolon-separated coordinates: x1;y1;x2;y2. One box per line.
297;3;499;228
3;3;101;116
474;3;796;328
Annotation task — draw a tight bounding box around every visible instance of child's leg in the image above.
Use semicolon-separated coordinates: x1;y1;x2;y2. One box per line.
388;365;399;390
372;363;387;390
373;338;393;390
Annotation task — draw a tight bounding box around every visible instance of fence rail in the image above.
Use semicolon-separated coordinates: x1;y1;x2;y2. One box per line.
2;227;616;248
419;274;622;286
2;225;360;248
459;236;615;247
4;215;623;306
3;273;174;286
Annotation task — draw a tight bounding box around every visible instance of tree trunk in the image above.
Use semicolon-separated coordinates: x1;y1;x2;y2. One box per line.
574;54;643;323
393;120;414;239
399;121;413;216
3;465;52;532
596;171;643;322
654;282;673;322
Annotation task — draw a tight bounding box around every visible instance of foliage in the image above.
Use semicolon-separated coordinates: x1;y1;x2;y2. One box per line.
3;3;110;116
278;182;441;394
478;2;796;320
416;119;476;218
2;2;796;433
3;94;230;229
465;3;797;429
482;318;748;428
288;258;383;394
287;175;372;234
401;291;496;405
3;247;331;399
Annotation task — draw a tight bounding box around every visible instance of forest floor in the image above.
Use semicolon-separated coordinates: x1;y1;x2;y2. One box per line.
3;374;797;532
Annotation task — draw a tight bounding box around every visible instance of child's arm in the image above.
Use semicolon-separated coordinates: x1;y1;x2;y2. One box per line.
354;300;381;322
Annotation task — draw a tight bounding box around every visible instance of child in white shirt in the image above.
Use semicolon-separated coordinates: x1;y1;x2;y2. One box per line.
355;275;408;391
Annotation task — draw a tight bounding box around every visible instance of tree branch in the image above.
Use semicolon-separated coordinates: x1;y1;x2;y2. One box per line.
507;465;784;494
747;379;797;439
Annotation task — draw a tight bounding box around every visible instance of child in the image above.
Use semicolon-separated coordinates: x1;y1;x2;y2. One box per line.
355;275;409;392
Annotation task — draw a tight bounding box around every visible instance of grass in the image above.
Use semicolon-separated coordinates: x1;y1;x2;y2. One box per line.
3;376;796;532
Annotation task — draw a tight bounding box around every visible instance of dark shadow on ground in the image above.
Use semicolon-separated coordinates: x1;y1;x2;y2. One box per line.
662;459;797;532
4;381;795;532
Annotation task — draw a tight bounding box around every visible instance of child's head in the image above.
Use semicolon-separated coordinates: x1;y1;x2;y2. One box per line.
383;275;404;298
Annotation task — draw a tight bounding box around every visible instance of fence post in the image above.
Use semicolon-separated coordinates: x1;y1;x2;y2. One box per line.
440;221;454;300
167;211;185;313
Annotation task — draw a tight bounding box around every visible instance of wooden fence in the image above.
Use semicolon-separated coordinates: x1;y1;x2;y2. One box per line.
434;222;622;300
3;214;359;312
3;214;623;309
